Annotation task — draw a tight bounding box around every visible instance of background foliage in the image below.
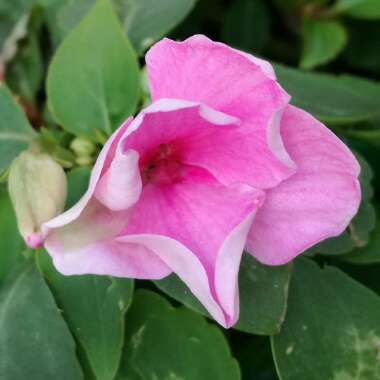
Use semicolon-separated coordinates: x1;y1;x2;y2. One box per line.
1;0;380;379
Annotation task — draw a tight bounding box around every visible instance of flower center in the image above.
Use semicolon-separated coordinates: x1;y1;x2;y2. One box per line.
140;143;184;185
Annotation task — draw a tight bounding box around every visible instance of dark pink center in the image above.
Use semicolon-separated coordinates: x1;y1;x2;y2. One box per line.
140;143;185;185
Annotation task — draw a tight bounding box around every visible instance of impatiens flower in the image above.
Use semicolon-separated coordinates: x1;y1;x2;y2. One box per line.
43;35;360;327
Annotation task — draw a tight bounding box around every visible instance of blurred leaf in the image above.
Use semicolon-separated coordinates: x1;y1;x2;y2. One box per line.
0;187;24;280
116;0;197;55
65;166;91;209
45;0;99;47
0;84;36;173
343;19;380;74
334;0;380;19
47;0;139;140
46;0;196;55
38;250;134;380
275;0;329;11
155;254;292;335
272;258;380;380
274;64;380;124
38;128;76;168
222;0;270;54
300;19;347;69
116;289;241;380
5;8;43;103
0;259;84;380
0;1;30;56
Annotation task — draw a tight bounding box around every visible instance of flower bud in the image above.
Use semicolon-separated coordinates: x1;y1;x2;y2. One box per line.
8;151;67;249
70;137;96;157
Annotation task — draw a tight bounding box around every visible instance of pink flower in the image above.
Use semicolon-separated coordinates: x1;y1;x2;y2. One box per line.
43;35;360;327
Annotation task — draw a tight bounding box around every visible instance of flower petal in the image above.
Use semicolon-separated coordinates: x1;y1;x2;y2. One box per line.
246;106;361;265
43;118;171;279
95;149;142;211
43;117;133;232
122;166;264;326
146;36;295;187
123;98;295;189
146;35;287;122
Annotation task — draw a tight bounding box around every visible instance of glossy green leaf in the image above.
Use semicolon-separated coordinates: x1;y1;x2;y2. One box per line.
300;20;347;69
272;258;380;380
0;259;83;380
274;64;380;123
116;289;241;380
116;0;197;55
0;84;36;172
335;0;380;19
65;166;91;209
0;187;24;280
47;0;140;140
38;250;134;380
222;0;270;54
155;253;292;335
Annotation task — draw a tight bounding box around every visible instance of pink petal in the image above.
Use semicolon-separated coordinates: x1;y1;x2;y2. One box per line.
43;118;171;279
146;36;295;188
43;118;133;232
123;98;295;189
122;166;265;326
146;35;287;122
95;149;142;211
246;106;361;265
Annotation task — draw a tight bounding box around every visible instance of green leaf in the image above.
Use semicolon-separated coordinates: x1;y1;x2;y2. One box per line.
343;19;380;74
0;84;36;173
65;166;91;209
274;64;380;124
300;20;347;69
155;253;292;335
45;0;196;55
0;187;24;280
342;209;380;264
115;0;197;55
5;9;44;103
0;259;83;380
38;250;134;380
334;0;380;19
116;289;241;380
0;0;30;51
47;0;140;140
271;258;380;380
221;0;270;54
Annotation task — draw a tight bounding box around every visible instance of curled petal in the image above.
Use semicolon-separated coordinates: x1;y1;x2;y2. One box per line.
146;36;295;188
123;98;295;189
43;118;172;279
95;149;142;211
246;105;361;265
122;166;265;327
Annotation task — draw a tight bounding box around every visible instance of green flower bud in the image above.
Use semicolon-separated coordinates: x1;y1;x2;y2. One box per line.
75;155;94;166
70;137;96;157
8;151;67;249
